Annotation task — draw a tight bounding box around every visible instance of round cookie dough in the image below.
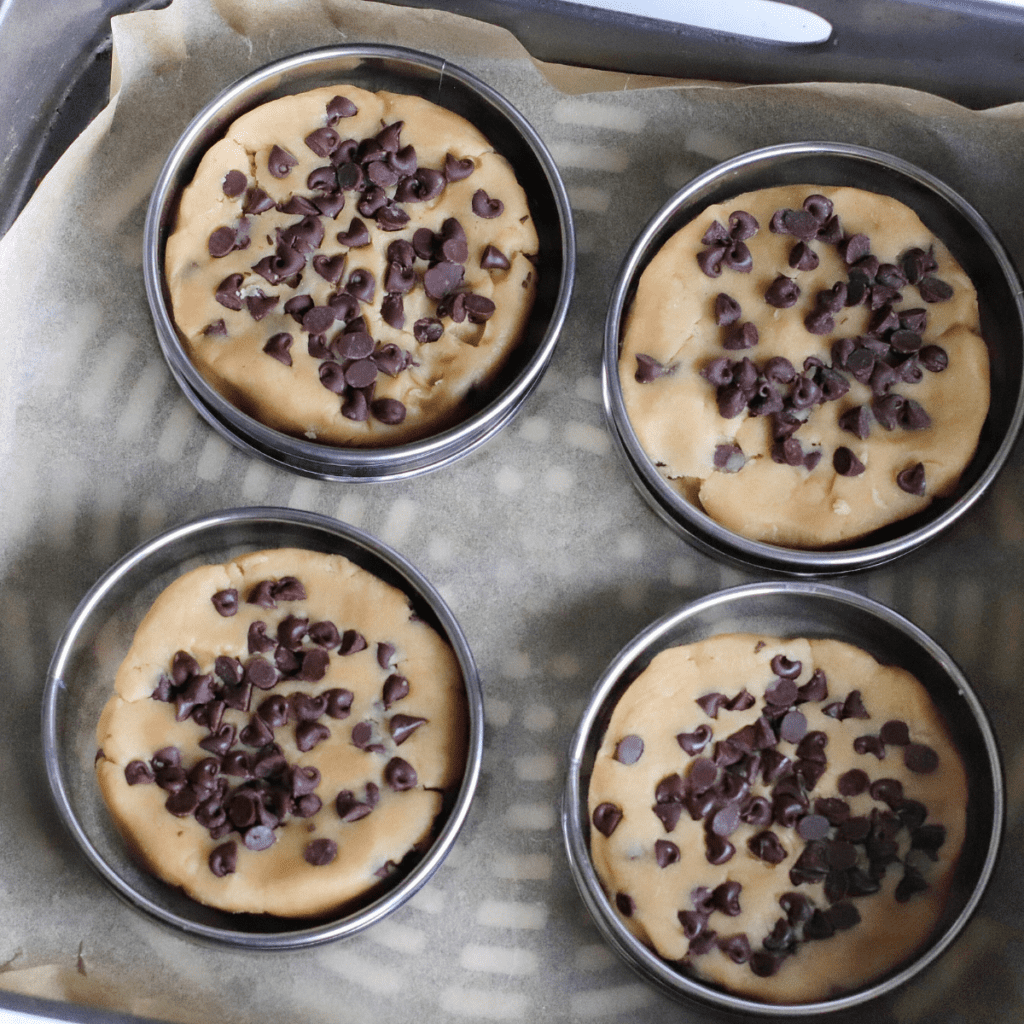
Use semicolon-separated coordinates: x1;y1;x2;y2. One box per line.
588;634;967;1004
619;185;990;549
164;85;539;446
95;548;467;918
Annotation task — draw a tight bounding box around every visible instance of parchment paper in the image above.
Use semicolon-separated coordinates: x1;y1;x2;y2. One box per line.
2;1;1024;1022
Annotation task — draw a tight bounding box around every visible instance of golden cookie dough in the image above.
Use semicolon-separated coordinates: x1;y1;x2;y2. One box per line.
95;548;467;918
588;634;966;1004
619;185;990;548
165;85;539;446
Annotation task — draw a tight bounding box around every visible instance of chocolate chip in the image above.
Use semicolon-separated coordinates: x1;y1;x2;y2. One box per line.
706;293;740;329
267;145;298;178
709;803;741;838
653;801;683;833
388;714;426;746
125;760;155;785
308;690;349;725
423;261;464;301
614;892;634;917
789;241;819;271
897;799;928;831
919;276;953;302
209;588;238;617
920;344;949;373
676;725;712;756
614;734;644;764
765;677;799;707
678;908;707;939
748;830;787;864
711;880;743;916
905;743;939;773
208;841;238;877
471;189;504;219
833;446;865;476
704;833;735;865
804;307;835;335
325;94;358;123
434;151;474;183
696;693;727;718
895;864;930;902
336;217;371;248
244;290;278;321
648;838;679;868
765;275;800;308
339;629;367;655
797;669;828;703
897;463;927;496
719;933;752;964
727;689;756;712
853;734;886;759
263;332;293;366
697;247;725;277
371;397;406;425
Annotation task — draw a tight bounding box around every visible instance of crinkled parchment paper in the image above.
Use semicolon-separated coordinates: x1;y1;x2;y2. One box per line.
2;1;1024;1022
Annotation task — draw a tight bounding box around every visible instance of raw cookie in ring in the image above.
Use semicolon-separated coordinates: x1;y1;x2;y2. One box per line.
619;185;990;549
164;84;539;446
588;634;966;1004
95;548;467;918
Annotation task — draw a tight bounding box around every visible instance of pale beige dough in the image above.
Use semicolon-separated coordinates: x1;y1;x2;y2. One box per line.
619;185;990;548
96;548;467;918
165;85;538;446
588;634;967;1004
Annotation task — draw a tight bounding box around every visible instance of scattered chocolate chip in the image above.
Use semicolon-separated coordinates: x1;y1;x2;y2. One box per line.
444;152;475;181
336;217;371;248
209;841;238;876
748;830;787;864
797;669;828;703
833;446;865;476
615;892;635;917
853;734;886;759
267;144;298;178
654;839;680;868
472;189;504;218
371;397;406;425
614;734;644;765
593;802;622;837
904;743;939;773
676;725;712;756
765;275;801;308
719;933;752;964
264;332;293;366
704;833;735;865
124;760;155;785
897;463;927;496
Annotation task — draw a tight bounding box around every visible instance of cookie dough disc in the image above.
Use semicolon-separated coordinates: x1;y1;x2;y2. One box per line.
95;548;467;918
619;185;990;548
588;634;967;1004
165;85;539;447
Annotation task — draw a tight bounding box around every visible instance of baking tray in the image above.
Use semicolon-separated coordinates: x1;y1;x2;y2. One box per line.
3;3;1024;1024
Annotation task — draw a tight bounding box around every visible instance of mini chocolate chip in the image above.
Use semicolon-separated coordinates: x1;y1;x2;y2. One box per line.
897;463;927;496
593;803;622;837
905;743;939;773
614;734;644;764
833;446;865;476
